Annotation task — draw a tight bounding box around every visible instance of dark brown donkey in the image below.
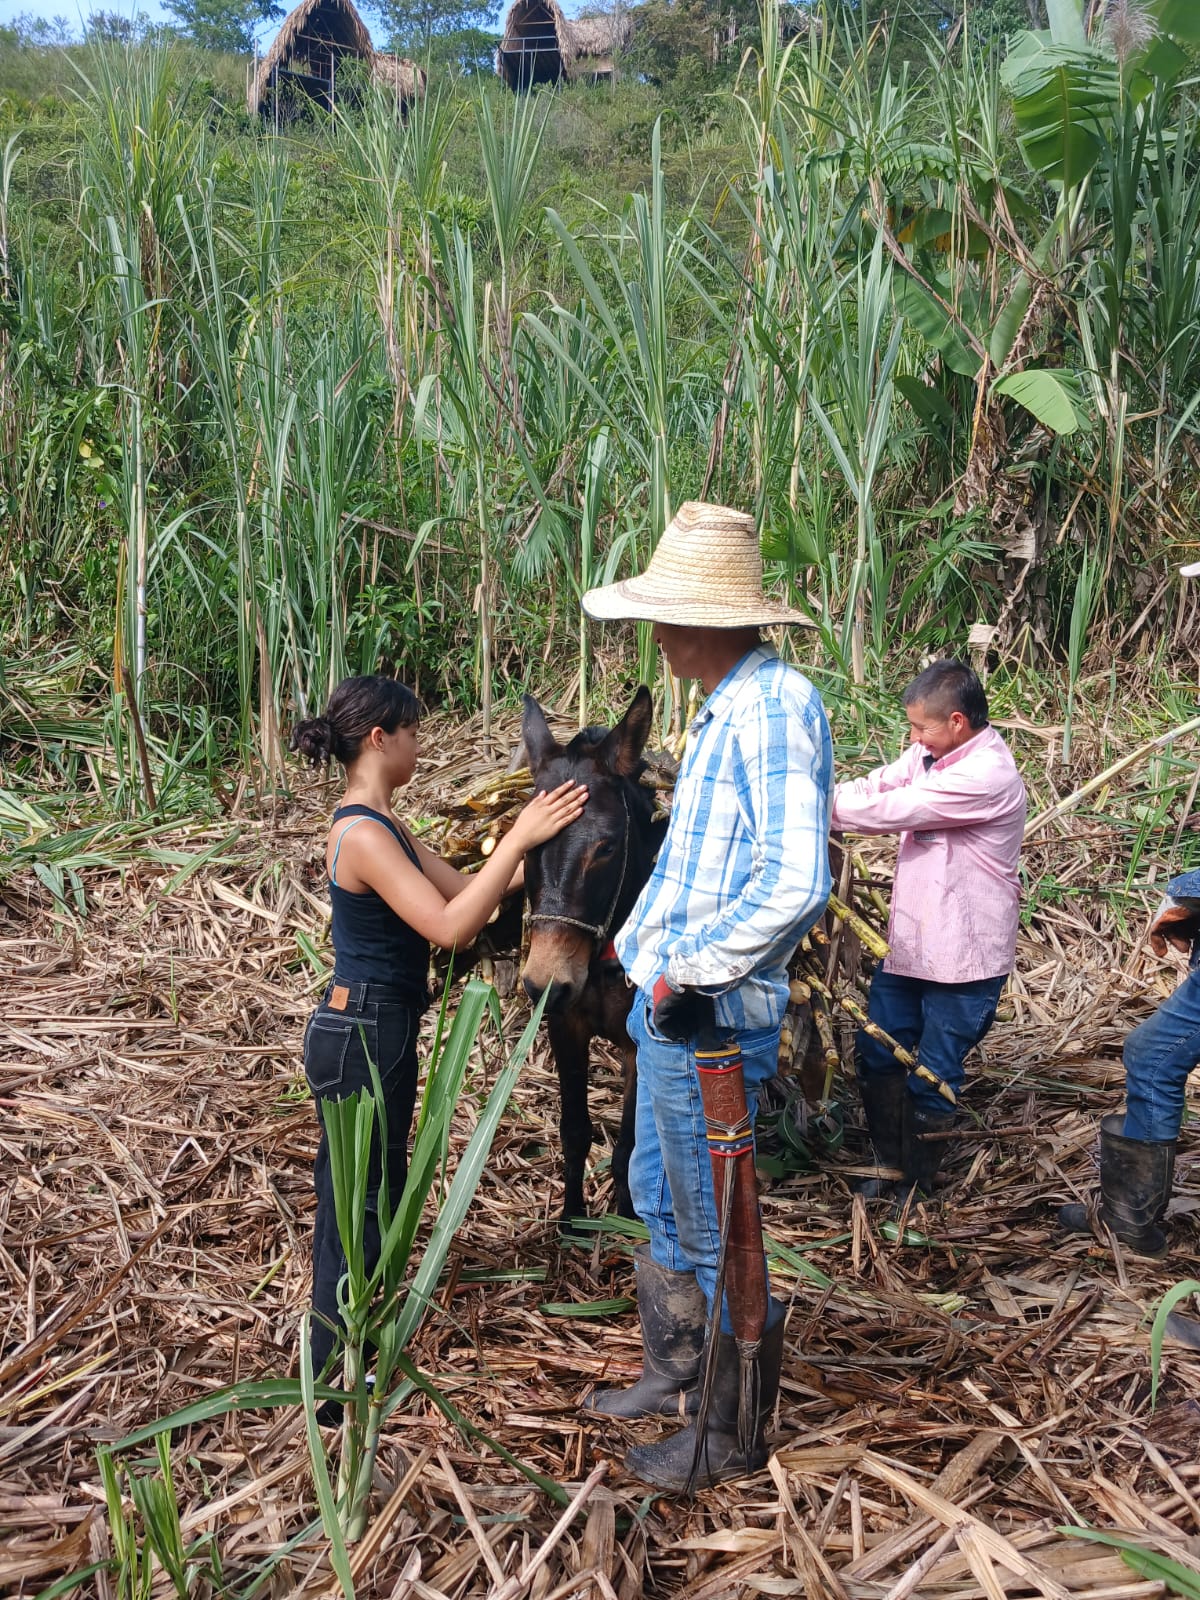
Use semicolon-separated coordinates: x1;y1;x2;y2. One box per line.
520;687;666;1228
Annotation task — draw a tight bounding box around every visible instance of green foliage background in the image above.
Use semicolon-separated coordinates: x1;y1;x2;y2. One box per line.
2;0;1200;818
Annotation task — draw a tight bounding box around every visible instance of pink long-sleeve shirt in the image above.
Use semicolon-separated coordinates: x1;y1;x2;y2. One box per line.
831;725;1025;984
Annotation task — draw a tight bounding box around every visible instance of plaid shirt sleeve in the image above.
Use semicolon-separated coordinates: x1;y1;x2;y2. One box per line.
666;676;832;991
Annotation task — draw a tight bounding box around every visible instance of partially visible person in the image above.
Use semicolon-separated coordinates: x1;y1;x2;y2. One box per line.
1058;563;1200;1259
832;660;1025;1200
1058;870;1200;1258
291;676;587;1396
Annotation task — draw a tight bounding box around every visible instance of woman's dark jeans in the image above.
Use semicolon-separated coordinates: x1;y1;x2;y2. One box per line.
303;981;421;1379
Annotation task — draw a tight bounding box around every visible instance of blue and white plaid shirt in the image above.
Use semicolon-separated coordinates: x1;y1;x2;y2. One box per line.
616;644;833;1032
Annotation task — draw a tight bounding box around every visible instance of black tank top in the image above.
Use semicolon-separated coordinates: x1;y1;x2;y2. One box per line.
328;804;430;1004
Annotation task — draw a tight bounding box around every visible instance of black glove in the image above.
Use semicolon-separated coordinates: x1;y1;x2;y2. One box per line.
651;974;716;1042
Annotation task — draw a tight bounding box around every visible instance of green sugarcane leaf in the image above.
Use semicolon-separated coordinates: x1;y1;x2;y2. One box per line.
1150;1278;1200;1408
299;1311;356;1598
459;1267;549;1283
389;983;541;1353
34;1562;111;1600
1060;1526;1200;1598
555;1214;650;1241
879;1221;936;1246
109;1379;342;1451
390;1350;569;1504
764;1235;833;1288
539;1298;636;1317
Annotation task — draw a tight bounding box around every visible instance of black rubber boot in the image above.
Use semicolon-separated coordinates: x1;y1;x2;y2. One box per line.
584;1245;706;1419
1058;1112;1176;1259
855;1071;908;1199
904;1107;956;1197
623;1301;786;1493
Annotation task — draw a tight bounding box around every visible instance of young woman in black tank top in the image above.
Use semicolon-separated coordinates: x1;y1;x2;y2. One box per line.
291;676;587;1394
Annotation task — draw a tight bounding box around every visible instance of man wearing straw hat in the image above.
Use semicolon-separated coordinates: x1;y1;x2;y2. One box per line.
580;501;833;1491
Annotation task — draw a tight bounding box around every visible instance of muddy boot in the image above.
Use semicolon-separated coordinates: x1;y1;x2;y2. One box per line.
584;1245;706;1419
855;1071;908;1199
903;1107;956;1197
1058;1113;1176;1259
623;1301;785;1493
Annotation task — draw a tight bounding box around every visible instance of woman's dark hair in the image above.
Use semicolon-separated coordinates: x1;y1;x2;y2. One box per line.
901;659;989;730
290;676;422;768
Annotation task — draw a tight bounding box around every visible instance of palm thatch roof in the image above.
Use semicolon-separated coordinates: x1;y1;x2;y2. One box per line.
371;51;426;105
249;0;422;117
496;0;576;90
567;10;634;62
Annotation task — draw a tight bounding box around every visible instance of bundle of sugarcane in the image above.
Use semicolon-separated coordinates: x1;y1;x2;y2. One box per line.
777;849;955;1107
780;857;960;1107
421;767;534;870
760;853;911;1176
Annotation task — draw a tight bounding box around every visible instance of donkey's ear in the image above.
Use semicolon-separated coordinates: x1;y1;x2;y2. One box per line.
598;685;653;777
521;695;560;773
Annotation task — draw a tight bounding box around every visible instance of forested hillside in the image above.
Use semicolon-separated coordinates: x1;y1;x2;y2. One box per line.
2;0;1200;801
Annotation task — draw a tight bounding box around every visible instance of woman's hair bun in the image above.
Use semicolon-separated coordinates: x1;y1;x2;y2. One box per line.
290;677;419;771
290;716;336;766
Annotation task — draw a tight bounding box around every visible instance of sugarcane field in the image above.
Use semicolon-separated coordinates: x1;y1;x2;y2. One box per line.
5;1;1200;1596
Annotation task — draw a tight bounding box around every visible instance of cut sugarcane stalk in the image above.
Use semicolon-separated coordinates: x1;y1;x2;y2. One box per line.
827;892;889;959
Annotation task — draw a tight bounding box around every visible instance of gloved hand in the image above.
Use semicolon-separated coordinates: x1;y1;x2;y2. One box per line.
651;974;716;1042
1149;896;1200;958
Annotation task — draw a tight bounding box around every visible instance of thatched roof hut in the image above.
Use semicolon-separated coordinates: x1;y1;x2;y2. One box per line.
371;51;426;108
249;0;423;118
496;0;575;90
566;11;634;79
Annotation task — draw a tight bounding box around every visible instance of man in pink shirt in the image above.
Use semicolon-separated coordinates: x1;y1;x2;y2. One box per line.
832;660;1026;1199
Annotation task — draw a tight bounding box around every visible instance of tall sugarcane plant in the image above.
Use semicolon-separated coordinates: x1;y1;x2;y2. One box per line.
7;2;1200;810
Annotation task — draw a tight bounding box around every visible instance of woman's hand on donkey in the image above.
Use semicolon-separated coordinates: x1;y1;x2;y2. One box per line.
511;781;589;852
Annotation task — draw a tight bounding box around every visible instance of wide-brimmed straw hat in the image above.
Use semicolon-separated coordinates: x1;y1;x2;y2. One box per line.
581;501;812;628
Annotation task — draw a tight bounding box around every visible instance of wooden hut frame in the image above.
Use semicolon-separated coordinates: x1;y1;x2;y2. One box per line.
249;0;423;120
496;0;576;90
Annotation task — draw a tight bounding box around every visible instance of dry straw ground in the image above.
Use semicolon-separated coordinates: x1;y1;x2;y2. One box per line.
3;707;1200;1599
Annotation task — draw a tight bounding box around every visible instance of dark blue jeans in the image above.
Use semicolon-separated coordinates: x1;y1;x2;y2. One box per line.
303;982;421;1378
1123;966;1200;1142
857;969;1005;1116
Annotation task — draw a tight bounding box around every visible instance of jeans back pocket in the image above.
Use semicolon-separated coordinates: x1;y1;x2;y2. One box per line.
304;1012;379;1097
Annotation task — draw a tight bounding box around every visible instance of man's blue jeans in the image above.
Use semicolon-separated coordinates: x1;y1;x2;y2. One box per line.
857;969;1005;1116
1123;967;1200;1141
627;990;780;1334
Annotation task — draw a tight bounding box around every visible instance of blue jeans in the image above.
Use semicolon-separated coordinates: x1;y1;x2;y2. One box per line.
1123;967;1200;1142
857;969;1005;1116
627;989;780;1334
303;981;421;1377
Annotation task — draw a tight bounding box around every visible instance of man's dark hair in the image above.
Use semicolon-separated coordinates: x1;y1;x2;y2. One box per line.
901;659;989;730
